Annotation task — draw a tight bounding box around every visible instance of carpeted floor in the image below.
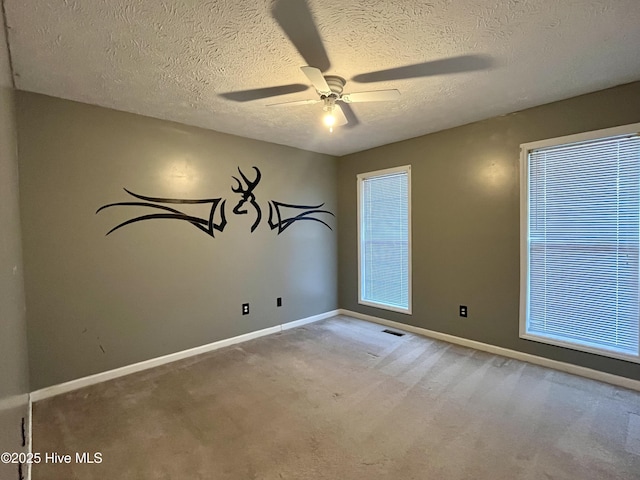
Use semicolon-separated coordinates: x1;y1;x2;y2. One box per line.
33;315;640;479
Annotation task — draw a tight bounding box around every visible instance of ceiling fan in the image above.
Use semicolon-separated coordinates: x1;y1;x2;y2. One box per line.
267;67;401;132
220;0;492;131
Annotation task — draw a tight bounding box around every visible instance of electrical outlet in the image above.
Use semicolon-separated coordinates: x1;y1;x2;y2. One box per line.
459;305;468;317
242;303;249;315
277;297;282;307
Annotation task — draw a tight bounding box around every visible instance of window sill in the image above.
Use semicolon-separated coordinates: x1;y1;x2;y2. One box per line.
520;332;640;365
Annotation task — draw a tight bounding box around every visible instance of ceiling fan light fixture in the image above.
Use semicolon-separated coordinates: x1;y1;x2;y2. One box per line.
323;111;336;127
322;97;337;130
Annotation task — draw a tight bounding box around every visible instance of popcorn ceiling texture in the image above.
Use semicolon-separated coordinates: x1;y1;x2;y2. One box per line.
4;0;640;155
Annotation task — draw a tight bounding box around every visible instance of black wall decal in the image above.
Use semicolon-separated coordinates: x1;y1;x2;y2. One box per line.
97;166;334;237
231;166;262;232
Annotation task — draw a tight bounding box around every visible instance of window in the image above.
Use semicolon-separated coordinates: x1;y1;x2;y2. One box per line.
520;123;640;363
358;165;411;314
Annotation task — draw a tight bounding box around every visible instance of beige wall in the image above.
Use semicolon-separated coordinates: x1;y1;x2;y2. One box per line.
338;81;640;381
17;92;338;389
0;6;30;477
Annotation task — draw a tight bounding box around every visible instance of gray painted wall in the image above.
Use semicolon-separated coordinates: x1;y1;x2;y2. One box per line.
0;6;30;478
17;92;338;390
10;80;640;393
338;81;640;381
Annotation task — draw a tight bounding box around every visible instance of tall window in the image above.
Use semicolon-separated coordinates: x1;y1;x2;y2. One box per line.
520;123;640;362
358;165;411;314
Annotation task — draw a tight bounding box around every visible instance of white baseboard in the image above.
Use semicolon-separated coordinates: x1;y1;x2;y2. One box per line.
30;310;338;402
32;307;637;402
339;309;640;392
282;310;337;330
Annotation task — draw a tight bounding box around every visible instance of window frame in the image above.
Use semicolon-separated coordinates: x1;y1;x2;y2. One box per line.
357;165;412;315
519;122;640;363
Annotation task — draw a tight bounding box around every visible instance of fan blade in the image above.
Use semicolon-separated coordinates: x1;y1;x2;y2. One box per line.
267;98;321;107
341;89;400;103
333;104;348;127
352;54;493;83
272;0;331;72
220;84;309;102
339;103;360;128
300;66;331;95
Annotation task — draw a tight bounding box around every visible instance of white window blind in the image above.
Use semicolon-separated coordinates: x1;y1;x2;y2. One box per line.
358;166;411;313
524;131;640;359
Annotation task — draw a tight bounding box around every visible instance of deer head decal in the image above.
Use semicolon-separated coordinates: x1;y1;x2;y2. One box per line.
231;166;262;232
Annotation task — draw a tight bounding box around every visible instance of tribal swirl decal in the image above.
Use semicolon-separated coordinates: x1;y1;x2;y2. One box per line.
97;166;334;237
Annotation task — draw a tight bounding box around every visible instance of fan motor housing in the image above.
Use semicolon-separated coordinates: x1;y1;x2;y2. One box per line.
324;75;346;95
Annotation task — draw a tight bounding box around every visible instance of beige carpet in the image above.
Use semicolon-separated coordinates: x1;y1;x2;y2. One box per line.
33;315;640;479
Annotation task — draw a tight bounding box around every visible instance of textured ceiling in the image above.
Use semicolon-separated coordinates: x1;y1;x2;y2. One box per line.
4;0;640;156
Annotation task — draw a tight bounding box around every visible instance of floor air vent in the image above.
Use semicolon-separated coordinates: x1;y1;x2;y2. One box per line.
382;329;405;337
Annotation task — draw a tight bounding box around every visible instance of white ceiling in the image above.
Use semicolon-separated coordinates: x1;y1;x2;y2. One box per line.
4;0;640;156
